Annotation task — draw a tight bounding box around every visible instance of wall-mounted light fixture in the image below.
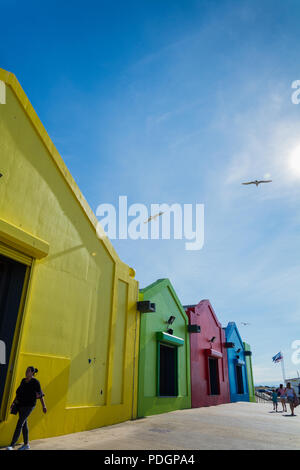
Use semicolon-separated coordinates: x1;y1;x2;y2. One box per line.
209;336;216;343
137;301;156;313
167;315;176;325
236;348;241;354
224;342;235;348
188;324;201;333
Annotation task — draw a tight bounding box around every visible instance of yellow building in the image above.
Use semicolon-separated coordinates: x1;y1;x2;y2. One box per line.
0;68;139;445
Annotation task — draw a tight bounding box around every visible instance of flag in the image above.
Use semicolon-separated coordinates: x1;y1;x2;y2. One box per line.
272;351;283;363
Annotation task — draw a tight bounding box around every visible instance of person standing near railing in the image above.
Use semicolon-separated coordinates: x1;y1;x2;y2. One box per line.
272;389;278;412
286;382;298;417
277;384;287;412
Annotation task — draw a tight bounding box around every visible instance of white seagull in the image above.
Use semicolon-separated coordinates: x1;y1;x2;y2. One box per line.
242;179;272;187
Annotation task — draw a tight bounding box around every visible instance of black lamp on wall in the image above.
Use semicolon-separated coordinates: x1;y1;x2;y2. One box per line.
165;316;176;335
188;324;201;333
137;301;156;313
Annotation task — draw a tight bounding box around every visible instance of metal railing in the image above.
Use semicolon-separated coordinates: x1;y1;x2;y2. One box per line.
255;391;272;403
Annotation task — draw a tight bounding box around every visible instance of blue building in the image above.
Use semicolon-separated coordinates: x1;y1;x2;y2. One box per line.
224;322;249;402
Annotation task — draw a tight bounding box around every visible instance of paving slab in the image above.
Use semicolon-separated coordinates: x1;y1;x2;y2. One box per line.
2;402;300;450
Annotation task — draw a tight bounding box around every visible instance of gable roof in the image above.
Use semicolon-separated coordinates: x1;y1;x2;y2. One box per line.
185;300;222;329
224;322;244;348
0;68;134;276
140;278;188;323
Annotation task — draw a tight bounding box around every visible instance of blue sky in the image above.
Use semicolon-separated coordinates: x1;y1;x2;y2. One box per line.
1;0;300;385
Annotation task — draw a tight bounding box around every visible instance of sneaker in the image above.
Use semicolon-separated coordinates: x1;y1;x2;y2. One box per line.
6;446;13;450
18;444;30;450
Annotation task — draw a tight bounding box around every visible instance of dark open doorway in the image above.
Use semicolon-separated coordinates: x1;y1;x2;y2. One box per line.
208;357;220;395
0;254;27;414
159;343;178;396
236;364;244;394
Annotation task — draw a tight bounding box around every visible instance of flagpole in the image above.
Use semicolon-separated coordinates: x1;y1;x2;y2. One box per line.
281;352;286;384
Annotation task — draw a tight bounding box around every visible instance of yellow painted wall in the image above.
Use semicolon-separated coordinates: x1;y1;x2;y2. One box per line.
0;69;140;445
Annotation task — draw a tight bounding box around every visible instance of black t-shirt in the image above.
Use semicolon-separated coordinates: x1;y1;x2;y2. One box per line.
16;378;44;407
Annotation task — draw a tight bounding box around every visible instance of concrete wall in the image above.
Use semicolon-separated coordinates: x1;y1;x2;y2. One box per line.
185;301;230;408
137;279;191;417
225;323;249;403
0;69;140;446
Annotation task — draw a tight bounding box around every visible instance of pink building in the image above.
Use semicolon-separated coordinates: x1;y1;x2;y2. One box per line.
185;300;230;408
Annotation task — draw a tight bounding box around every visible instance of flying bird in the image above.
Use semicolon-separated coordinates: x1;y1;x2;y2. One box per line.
241;322;251;326
144;211;164;224
242;179;272;187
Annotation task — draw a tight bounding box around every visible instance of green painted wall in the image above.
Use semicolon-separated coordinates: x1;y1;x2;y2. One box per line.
137;279;191;417
243;342;255;402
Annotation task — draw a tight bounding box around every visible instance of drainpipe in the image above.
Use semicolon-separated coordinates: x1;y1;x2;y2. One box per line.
131;286;139;420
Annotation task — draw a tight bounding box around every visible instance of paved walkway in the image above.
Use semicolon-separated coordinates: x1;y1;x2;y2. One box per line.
3;402;300;450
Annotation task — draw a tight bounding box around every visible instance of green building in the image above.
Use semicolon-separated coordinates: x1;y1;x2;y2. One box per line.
243;342;255;402
137;279;191;417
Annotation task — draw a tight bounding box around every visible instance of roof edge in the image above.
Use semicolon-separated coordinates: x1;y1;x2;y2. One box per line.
140;278;168;293
185;299;222;328
0;68;135;277
140;278;188;322
225;321;244;347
